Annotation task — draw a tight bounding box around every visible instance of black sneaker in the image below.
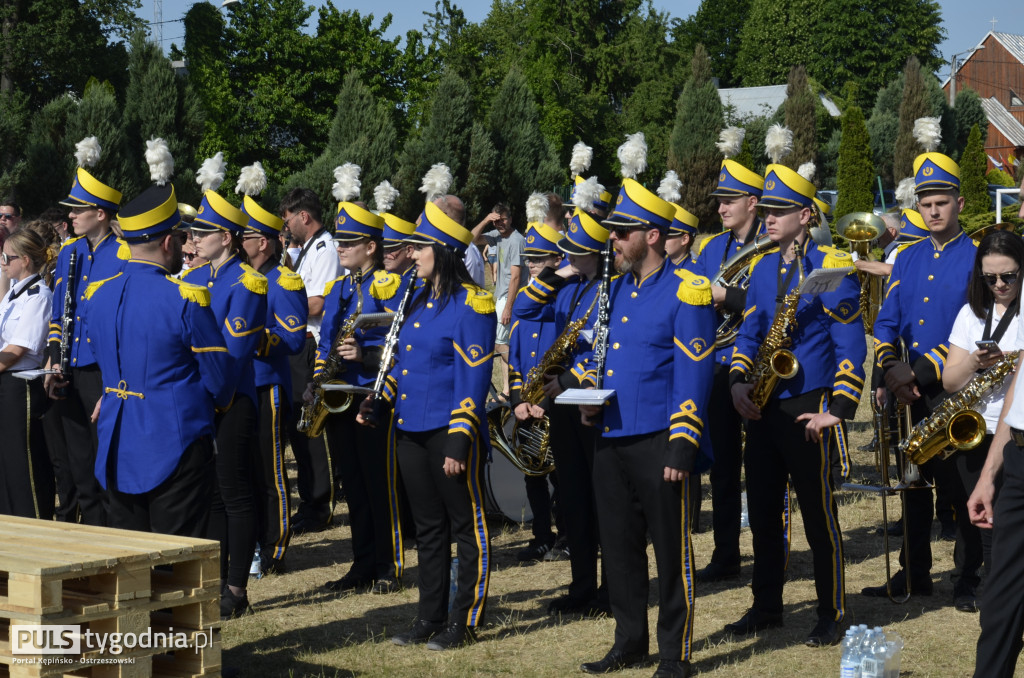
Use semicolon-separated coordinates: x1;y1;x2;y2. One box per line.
220;588;253;620
392;619;443;646
516;540;553;562
426;623;476;650
543;536;570;561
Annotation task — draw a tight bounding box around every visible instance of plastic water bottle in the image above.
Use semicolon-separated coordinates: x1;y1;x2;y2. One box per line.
884;629;903;678
861;628;892;678
740;492;749;528
249;545;262;578
839;628;861;678
447;557;459;617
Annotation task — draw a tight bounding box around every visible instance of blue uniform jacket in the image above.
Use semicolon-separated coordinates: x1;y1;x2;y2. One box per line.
182;256;267;406
507;284;561;406
578;263;717;473
254;261;307;392
315;269;401;387
729;242;867;419
873;231;976;387
81;260;232;493
381;283;497;462
48;232;128;369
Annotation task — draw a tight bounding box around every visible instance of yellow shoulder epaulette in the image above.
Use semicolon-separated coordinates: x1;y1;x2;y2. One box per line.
181;261;210;280
371;270;400;300
59;235;84;252
819;246;854;269
323;274;347;297
674;269;712;305
83;272;123;300
748;247;779;274
275;267;304;292
116;238;131;260
462;284;496;315
694;230;727;258
165;276;211;306
238;263;268;295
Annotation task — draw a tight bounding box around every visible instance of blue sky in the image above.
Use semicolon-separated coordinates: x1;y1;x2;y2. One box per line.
140;0;1016;79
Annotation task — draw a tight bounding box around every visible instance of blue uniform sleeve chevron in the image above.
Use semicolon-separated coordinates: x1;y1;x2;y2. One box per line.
446;291;498;462
822;271;867;419
913;344;949;388
513;266;566;322
669;296;717;472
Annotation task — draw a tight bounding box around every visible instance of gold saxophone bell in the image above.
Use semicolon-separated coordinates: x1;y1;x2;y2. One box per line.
906;409;986;466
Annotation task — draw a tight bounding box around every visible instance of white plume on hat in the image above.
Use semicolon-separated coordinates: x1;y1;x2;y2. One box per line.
913;117;942;152
235;161;268;197
569;141;593;178
373;180;399;213
144;138;174;186
75;136;102;169
896;177;917;208
656;170;682;204
765;124;793;164
331;163;361;202
797;162;816;182
617;132;647;180
716;127;745;159
419;163;453;203
526;192;548;224
196;152;226;193
573;176;604;212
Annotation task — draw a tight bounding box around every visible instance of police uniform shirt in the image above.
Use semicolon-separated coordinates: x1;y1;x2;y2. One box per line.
254;261;308;393
729;243;867;420
314;269;399;387
296;229;343;343
873;231;976;387
48;232;128;369
0;274;51;371
507;284;561;405
81;260;232;493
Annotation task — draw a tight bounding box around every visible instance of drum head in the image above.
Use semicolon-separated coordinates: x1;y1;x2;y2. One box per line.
484;450;534;524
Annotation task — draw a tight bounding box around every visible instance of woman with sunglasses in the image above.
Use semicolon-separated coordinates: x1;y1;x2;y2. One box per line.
941;230;1024;593
0;229;55;518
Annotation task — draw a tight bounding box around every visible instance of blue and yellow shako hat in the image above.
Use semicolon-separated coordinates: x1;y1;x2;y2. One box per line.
59;167;122;213
560;208;610;256
757;164;816;209
710;159;764;198
668;205;698;238
899;208;929;240
117;184;181;243
913;152;960;194
382;213;417;248
572;175;614;211
523;223;563;257
191;190;247;235
242;195;284;237
334;202;384;242
407;201;473;254
603;179;675;232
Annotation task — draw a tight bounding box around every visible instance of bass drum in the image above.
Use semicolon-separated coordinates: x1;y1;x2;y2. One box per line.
484;402;533;524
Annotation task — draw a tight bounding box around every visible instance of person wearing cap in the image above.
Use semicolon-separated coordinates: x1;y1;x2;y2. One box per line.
513;206;610;616
360;194;495;651
278;188;343;534
572;176;716;678
80;183;232;538
864;152;983;610
665;206;698;270
45;164;127;526
313;200;405;595
686;159;767;583
726;164;865;647
382;211;418;280
240;196;308;577
186;188;268;619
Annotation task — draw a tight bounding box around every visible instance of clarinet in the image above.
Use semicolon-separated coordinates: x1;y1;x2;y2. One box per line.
591;239;613;390
365;267;417;426
56;251;78;398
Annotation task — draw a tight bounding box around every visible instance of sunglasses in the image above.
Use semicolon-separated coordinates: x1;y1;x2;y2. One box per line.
1;252;20;264
610;224;648;239
982;271;1020;287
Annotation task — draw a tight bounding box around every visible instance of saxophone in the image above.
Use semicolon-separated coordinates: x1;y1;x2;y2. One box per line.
749;243;803;410
297;269;365;437
901;350;1020;466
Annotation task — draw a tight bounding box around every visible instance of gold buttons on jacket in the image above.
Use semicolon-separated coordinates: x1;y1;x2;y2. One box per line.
912;342;919;348
621;316;628;323
406;345;412;351
414;322;420;328
933;253;940;259
604;426;609;433
398;419;404;425
401;394;406;400
613;342;620;349
607;369;613;376
928;275;934;280
532;333;538;338
918;319;924;325
402;369;408;375
426;302;433;308
631;292;637;298
530;351;536;357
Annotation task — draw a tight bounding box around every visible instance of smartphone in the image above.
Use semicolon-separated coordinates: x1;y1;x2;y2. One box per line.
976;340;1001;352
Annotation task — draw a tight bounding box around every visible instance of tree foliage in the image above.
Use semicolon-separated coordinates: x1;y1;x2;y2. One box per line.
953;88;988;160
835;104;874;219
893;57;931;182
783;65;817;170
734;0;820;87
960;124;988;216
671;0;750;88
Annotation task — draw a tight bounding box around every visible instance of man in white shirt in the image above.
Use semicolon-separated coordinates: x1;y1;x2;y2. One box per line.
279;188;343;533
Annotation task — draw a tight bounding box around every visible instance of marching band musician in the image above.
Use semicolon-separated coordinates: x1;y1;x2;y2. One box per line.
315;197;405;595
47;137;127;526
185;168;269;620
727;163;865;647
689;155;766;583
655;171;699;272
864;150;981;611
239;195;308;577
577;134;717;678
513;178;611;616
361;193;495;651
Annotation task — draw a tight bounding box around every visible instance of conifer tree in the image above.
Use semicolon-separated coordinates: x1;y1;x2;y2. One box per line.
65;78;132;202
462;122;498;221
960;124;989;216
0;88;30;200
19;96;76;214
893;57;930;181
953;88;988;160
835;103;874;220
783;65;817;170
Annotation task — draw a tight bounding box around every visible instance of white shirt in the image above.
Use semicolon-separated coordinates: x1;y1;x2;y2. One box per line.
295;229;343;343
463;244;485;287
0;274;52;371
949;303;1023;433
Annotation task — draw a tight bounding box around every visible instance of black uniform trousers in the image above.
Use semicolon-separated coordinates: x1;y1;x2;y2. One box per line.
287;337;334;526
746;389;845;622
326;405;403;581
255;384;292;564
56;364;106;525
397;427;490;628
955;435;994;580
593;429;695;661
524;472;556;545
706;362;744;568
549;404;602;600
107;436;215;539
209;396;259;589
0;372;54;520
41;397;75;521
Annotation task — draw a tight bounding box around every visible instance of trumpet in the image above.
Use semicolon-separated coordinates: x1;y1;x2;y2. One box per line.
837;212;885;333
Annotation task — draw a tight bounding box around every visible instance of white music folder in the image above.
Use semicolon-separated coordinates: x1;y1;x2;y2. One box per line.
555;388;615;406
